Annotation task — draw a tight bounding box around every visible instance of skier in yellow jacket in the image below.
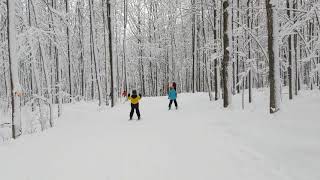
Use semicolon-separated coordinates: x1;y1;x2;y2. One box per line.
128;90;142;120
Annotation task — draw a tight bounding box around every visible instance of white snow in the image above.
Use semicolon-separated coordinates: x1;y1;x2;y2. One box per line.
1;91;320;180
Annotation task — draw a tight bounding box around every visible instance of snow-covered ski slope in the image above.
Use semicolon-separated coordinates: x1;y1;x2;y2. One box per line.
1;91;320;180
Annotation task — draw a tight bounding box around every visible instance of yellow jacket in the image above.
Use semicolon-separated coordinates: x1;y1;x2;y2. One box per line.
128;95;141;104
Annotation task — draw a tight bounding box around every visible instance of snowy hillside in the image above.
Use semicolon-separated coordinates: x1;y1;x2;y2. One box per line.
1;91;320;180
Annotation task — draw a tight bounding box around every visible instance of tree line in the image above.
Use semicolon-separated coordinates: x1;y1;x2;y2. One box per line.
0;0;319;139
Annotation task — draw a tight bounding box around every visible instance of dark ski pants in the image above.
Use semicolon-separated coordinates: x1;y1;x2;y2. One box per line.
130;103;140;119
169;99;178;109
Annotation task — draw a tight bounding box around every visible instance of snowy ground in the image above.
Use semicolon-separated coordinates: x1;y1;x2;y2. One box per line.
1;90;320;180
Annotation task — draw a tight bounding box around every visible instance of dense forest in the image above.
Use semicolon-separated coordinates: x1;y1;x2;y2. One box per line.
0;0;319;139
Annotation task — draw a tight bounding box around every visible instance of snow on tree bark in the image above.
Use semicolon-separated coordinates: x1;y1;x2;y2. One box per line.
7;0;22;138
89;0;103;107
266;0;281;113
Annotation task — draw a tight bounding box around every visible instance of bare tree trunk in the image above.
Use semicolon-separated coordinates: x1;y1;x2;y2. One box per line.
29;0;54;128
191;0;197;93
137;2;145;96
89;0;103;106
266;0;281;113
65;0;73;101
222;0;232;108
77;0;85;102
49;0;62;117
247;0;252;103
102;0;110;106
287;0;293;100
122;0;128;94
236;0;240;94
107;0;115;107
201;0;213;100
7;0;22;138
213;1;218;100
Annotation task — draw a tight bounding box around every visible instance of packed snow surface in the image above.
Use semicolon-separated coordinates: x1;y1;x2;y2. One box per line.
1;91;320;180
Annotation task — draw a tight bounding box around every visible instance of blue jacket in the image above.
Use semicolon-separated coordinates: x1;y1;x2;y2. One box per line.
168;89;177;100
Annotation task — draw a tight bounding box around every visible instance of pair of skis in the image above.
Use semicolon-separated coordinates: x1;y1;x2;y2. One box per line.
129;118;141;121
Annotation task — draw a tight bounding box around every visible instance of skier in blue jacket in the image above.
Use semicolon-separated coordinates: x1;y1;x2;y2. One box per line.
168;86;178;110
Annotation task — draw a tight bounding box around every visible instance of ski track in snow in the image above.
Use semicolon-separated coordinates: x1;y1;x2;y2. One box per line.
1;92;320;180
